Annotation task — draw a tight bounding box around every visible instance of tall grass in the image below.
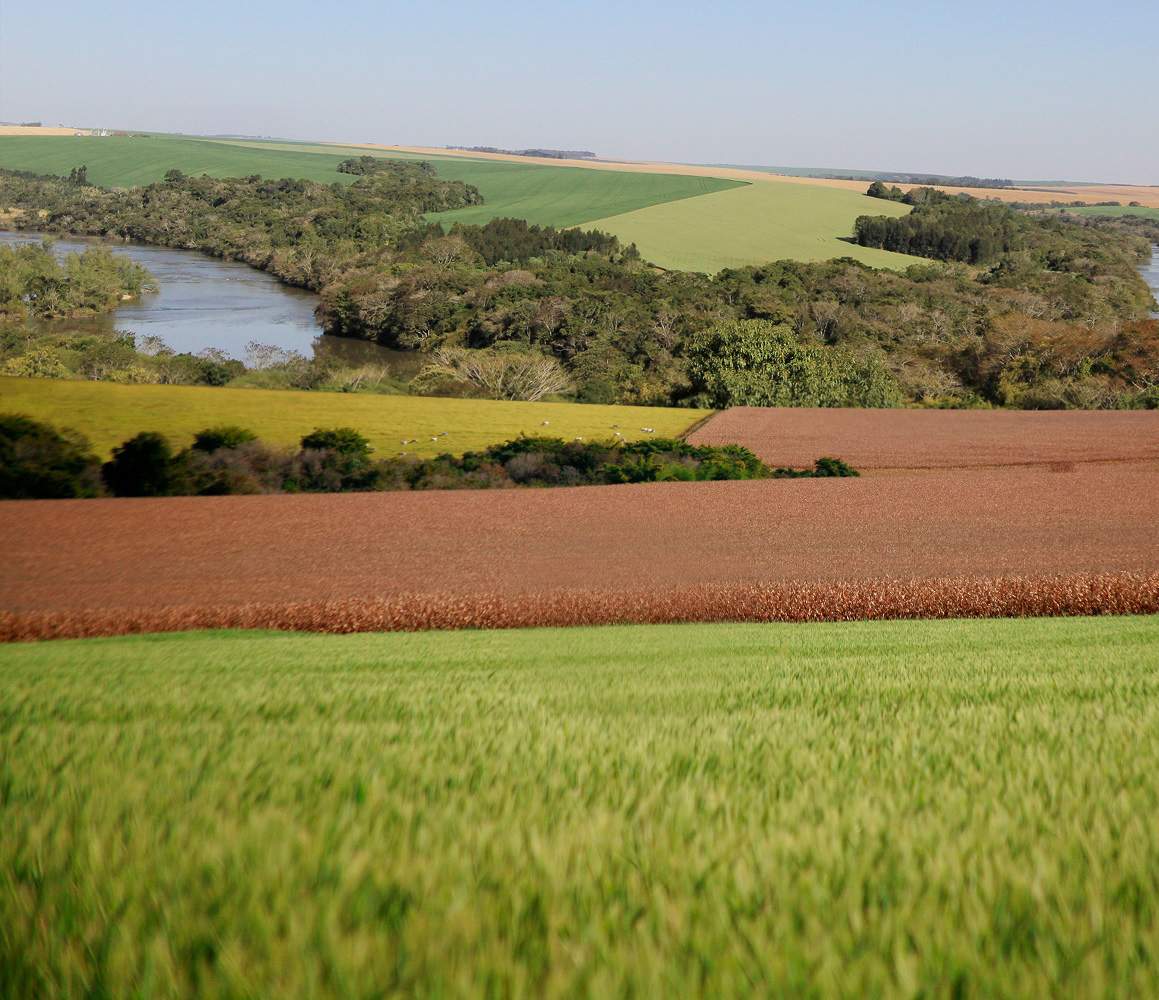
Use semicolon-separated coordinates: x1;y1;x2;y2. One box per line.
3;618;1159;997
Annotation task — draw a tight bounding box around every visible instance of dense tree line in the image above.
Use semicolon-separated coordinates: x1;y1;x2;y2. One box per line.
1;163;1156;410
855;189;1154;270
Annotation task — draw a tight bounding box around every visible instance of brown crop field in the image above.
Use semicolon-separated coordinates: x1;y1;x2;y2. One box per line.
3;459;1158;640
687;407;1159;471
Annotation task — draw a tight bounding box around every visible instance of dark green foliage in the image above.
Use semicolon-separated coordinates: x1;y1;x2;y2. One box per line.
300;427;372;457
812;457;860;477
0;412;100;498
451;217;619;266
101;431;180;497
866;181;907;202
683;319;899;408
0;240;153;319
192;425;258;452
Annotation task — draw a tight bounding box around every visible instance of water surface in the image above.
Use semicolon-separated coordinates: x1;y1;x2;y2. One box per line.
0;231;414;368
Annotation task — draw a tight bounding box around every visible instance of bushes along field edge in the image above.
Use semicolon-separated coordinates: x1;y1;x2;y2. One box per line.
1;413;857;498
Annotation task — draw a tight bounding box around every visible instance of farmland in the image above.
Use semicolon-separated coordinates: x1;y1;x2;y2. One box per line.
3;618;1159;998
4;457;1158;639
583;181;917;272
0;134;744;230
0;376;709;460
687;407;1159;470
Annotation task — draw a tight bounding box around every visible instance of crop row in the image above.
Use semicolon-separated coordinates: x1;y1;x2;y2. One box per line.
4;572;1157;642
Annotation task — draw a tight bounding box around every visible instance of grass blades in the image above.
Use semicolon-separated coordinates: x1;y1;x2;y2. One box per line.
585;180;918;272
2;617;1159;997
0;376;710;459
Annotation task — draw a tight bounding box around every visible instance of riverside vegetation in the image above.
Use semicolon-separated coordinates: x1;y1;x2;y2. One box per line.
2;618;1159;998
0;163;1157;409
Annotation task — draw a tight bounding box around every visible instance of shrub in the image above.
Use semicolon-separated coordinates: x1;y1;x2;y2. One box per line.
300;427;373;458
192;425;259;452
0;412;101;498
813;457;860;477
102;432;180;497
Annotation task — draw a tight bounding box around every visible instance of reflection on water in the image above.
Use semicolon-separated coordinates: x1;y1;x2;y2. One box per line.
1141;244;1159;317
0;231;409;365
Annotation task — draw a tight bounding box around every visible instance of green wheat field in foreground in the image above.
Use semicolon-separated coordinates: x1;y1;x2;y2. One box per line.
3;617;1159;998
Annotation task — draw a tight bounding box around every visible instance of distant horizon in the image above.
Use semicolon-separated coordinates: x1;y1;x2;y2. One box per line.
3;0;1156;185
4;122;1154;189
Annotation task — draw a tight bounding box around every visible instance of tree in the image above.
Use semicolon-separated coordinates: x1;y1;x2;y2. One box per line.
683;319;897;408
102;431;179;496
0;413;100;498
411;348;572;401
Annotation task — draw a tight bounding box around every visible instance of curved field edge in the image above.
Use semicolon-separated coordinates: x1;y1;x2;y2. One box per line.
4;572;1157;642
583;181;918;273
0;377;711;459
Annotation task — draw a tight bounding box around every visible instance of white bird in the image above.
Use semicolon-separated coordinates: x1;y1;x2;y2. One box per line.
430;437;439;442
541;420;550;426
575;436;583;441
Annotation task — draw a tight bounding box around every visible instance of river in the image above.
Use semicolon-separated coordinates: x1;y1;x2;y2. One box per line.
0;231;414;368
1142;243;1159;317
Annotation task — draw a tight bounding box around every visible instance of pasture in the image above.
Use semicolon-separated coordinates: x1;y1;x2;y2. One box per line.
3;618;1159;998
0;376;708;460
1043;204;1159;220
583;181;917;272
0;135;743;230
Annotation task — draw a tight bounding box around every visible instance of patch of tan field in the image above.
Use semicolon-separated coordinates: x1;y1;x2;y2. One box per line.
348;145;1159;207
0;126;89;136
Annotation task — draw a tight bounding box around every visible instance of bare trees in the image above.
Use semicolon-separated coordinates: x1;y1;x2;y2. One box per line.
412;348;571;402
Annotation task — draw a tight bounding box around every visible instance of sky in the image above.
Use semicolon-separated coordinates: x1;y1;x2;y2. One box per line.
2;0;1156;183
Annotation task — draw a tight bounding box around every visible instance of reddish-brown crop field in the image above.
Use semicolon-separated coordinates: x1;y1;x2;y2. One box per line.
3;458;1158;640
687;408;1159;471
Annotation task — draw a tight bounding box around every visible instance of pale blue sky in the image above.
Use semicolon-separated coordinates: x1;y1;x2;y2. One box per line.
2;0;1156;182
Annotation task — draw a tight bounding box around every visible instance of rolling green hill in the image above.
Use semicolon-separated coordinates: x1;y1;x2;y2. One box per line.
585;180;917;272
0;135;743;230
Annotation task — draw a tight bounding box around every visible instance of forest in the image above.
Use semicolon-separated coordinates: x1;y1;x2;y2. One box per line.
0;163;1156;410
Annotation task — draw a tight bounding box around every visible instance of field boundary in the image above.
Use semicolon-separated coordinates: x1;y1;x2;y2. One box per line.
4;572;1156;642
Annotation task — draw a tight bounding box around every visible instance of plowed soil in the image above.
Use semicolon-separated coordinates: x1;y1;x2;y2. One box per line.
687;408;1159;471
4;462;1158;639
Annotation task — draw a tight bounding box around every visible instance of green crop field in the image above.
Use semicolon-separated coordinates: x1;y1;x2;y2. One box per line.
1043;205;1159;220
585;180;919;272
0;135;743;230
0;376;710;459
3;616;1159;998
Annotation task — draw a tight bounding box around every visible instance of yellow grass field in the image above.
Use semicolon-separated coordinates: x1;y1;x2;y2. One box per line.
0;377;711;459
0;126;90;136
